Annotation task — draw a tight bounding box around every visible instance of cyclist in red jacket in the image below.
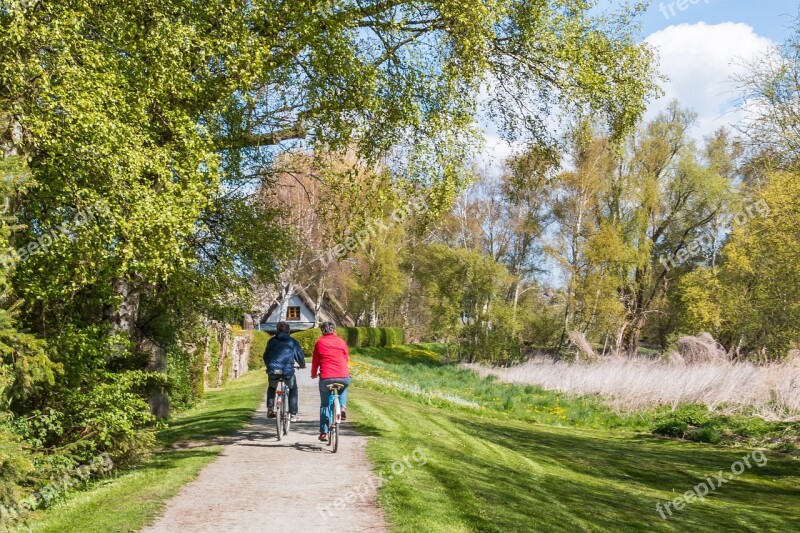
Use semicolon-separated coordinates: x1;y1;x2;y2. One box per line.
311;321;351;441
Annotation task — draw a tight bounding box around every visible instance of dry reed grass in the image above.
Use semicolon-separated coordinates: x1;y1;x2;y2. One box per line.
468;356;800;420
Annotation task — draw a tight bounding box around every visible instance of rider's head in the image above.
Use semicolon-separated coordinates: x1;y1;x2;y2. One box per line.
320;321;336;335
277;321;291;334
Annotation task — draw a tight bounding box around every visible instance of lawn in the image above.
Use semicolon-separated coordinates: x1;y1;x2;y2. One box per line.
12;371;267;533
349;347;800;532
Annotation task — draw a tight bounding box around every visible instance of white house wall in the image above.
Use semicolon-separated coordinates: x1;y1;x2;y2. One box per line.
265;295;315;324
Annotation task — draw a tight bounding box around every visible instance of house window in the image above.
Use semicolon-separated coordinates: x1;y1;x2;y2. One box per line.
286;306;301;321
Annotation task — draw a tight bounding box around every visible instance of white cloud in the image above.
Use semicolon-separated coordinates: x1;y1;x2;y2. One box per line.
645;22;773;139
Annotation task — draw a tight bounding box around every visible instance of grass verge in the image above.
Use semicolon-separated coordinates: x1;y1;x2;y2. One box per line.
350;387;800;532
351;345;650;431
12;371;267;533
353;345;799;452
349;346;800;531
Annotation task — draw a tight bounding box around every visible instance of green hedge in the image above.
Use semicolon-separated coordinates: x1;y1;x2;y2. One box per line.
384;327;405;346
249;330;270;370
368;327;385;347
292;329;322;356
287;326;405;353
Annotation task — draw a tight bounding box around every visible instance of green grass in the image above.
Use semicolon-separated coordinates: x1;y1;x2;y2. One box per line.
352;345;651;431
13;371;267;533
349;346;800;531
352;345;800;452
351;388;800;532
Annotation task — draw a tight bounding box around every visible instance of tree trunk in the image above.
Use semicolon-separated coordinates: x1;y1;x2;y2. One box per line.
613;321;628;357
137;334;169;418
106;277;171;418
314;280;326;327
626;314;646;357
368;298;378;327
108;278;141;335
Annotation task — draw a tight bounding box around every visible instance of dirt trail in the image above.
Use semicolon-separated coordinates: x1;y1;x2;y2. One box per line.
142;372;387;533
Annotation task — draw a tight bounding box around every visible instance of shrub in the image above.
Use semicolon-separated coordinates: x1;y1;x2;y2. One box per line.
291;326;405;352
344;327;360;347
166;347;194;410
384;327;405;346
368;328;385;348
250;331;270;370
0;423;35;507
207;333;221;387
357;327;372;348
292;329;322;357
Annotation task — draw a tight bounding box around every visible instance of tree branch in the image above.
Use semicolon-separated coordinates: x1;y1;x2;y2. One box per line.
214;124;307;150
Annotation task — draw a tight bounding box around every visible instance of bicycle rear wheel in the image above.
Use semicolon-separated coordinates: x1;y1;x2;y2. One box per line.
275;392;283;441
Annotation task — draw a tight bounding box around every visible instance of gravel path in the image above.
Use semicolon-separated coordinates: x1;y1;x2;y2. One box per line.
142;371;387;533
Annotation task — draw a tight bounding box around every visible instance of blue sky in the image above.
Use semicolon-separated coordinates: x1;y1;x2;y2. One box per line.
637;0;798;41
481;1;797;160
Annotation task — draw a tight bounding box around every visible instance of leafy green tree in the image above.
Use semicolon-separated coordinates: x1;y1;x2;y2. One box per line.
550;107;734;354
690;171;800;360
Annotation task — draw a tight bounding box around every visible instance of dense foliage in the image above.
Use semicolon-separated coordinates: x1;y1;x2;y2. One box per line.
0;0;664;512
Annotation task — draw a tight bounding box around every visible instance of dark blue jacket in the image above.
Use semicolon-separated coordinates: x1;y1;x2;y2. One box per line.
263;332;306;376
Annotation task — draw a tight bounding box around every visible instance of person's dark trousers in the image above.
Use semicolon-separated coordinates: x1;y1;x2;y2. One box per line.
319;377;351;433
267;374;299;414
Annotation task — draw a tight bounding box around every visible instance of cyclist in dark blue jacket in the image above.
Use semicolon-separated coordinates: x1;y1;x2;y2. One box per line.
264;321;306;421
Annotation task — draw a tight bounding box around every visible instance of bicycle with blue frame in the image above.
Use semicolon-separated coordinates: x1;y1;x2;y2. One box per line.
324;383;346;453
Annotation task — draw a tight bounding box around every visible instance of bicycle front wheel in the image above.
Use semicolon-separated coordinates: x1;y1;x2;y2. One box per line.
332;396;340;453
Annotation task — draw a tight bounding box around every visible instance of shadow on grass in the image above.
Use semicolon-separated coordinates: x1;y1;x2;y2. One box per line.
355;388;800;531
155;373;267;447
157;409;257;445
145;448;221;468
449;417;800;531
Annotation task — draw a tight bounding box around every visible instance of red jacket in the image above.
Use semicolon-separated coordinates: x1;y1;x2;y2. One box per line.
311;333;350;379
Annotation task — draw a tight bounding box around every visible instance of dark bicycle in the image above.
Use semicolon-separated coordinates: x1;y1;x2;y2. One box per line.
272;373;291;440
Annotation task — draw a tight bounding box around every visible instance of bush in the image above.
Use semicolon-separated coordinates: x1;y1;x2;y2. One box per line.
166;347;195;410
384;327;405;346
357;327;372;348
291;326;405;353
368;328;385;348
207;334;221;387
250;331;270;370
344;327;360;347
292;329;322;357
0;423;35;507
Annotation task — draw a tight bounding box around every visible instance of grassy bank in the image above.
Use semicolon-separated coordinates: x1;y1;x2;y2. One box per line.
350;385;800;532
13;371;267;533
352;345;799;452
349;346;800;531
352;345;650;431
